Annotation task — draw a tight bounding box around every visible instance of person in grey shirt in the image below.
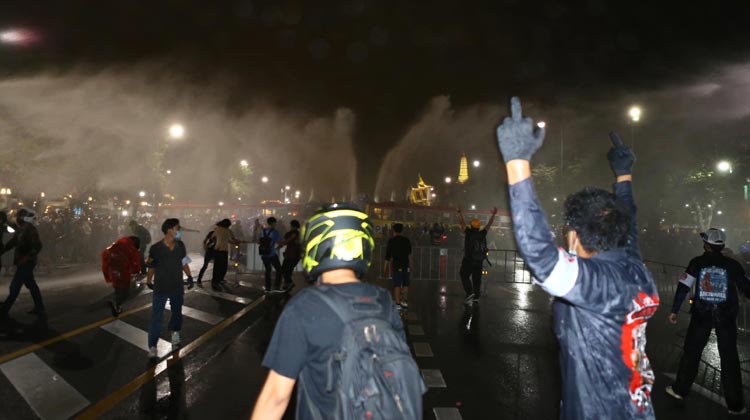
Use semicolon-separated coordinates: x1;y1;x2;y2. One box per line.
145;218;193;358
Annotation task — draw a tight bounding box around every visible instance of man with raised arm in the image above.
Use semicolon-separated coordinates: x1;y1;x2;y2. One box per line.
457;206;497;305
496;97;659;419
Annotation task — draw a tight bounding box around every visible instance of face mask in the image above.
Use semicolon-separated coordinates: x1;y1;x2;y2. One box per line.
175;230;183;240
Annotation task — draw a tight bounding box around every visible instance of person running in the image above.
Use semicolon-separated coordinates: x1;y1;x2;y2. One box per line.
102;236;141;316
497;97;658;419
129;220;152;275
276;219;301;291
666;228;750;415
196;226;217;285
259;217;282;293
384;223;412;309
0;209;45;320
145;218;193;358
251;204;425;420
457;207;497;305
211;219;240;291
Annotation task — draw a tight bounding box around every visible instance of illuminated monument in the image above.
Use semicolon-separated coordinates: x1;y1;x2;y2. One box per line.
409;174;434;206
458;153;469;184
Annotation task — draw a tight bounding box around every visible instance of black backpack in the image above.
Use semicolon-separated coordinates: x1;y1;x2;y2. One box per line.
298;286;426;420
467;229;488;262
203;231;217;251
258;228;273;256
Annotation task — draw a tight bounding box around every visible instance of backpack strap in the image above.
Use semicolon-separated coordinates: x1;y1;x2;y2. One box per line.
309;285;384;324
298;369;325;420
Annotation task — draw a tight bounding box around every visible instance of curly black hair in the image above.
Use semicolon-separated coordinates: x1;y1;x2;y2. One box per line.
563;187;630;253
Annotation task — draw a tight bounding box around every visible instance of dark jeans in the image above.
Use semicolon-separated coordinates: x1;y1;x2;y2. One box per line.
460;257;483;297
148;291;184;348
262;255;282;290
113;286;130;307
672;310;744;411
212;250;228;286
197;249;215;282
281;257;299;287
1;261;44;316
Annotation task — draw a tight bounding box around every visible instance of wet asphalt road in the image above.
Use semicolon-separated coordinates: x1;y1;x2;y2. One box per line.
0;255;745;419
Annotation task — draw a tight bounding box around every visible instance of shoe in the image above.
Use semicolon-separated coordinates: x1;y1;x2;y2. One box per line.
211;284;221;292
148;346;158;358
729;407;747;415
171;331;181;346
108;301;119;318
28;308;46;316
464;293;475;304
400;300;408;308
665;386;683;401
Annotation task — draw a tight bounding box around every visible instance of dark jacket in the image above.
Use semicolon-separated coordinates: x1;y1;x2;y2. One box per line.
3;222;43;265
510;179;658;419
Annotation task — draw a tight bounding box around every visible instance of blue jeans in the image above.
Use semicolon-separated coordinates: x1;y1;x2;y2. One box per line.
1;261;44;316
148;291;183;348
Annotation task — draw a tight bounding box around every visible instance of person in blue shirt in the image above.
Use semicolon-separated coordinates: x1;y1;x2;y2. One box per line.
260;217;282;293
496;97;659;419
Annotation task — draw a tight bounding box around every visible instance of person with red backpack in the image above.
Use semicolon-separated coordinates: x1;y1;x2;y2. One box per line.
102;236;141;316
251;204;426;420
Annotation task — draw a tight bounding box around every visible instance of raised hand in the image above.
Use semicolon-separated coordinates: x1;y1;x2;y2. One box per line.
607;131;636;176
496;97;546;163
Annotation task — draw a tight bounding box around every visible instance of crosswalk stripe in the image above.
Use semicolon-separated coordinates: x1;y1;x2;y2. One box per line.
100;320;172;358
193;287;252;304
409;325;425;336
421;369;447;388
0;353;90;420
433;407;463;420
165;303;223;325
413;342;433;357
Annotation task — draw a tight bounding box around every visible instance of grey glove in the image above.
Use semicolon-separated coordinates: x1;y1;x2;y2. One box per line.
607;131;636;176
496;96;546;163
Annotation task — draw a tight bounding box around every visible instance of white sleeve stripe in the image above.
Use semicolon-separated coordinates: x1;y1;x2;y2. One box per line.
534;248;579;297
679;273;696;288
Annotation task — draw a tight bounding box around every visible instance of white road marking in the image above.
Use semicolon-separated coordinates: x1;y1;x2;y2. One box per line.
0;353;90;420
193;287;252;304
433;407;463;420
165;303;223;325
100;320;172;357
409;325;425;336
421;369;447;388
413;342;433;357
663;373;727;407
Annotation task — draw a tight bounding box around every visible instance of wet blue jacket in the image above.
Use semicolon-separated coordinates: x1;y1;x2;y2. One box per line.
510;179;659;420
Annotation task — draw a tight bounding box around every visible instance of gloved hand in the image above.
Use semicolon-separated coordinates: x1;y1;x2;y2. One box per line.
186;276;194;290
607;131;636;176
496;97;546;162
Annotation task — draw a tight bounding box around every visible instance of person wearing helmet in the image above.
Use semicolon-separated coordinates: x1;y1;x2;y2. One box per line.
0;208;45;320
251;204;422;420
457;206;498;305
666;228;750;414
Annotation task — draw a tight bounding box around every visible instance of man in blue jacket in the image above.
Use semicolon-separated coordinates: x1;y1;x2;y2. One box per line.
496;97;659;419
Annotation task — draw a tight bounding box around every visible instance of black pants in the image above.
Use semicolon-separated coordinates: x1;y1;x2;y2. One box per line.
672;310;744;411
1;261;44;316
113;286;130;307
262;256;282;290
197;249;215;282
460;257;483;297
281;257;299;287
212;251;229;286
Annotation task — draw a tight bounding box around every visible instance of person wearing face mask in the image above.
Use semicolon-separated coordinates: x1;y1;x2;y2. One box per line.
497;97;659;419
0;208;45;321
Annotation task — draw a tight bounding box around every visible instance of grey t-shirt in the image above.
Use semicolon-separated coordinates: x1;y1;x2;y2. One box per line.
148;240;187;294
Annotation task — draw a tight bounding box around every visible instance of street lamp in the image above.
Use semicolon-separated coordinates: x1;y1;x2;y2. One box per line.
628;106;641;151
717;161;732;174
445;177;452;184
240;160;249;168
168;123;185;139
0;29;37;45
139;191;146;198
285;185;291;190
473;160;480;168
261;176;269;183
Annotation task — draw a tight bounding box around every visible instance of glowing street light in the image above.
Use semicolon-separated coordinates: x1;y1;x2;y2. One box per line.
240;160;249;168
473;160;480;168
285;185;291;190
139;191;146;198
717;210;723;215
121;210;129;217
444;177;452;184
717;161;732;173
471;204;477;210
629;106;641;122
261;176;269;183
0;29;37;45
537;121;546;128
218;201;224;206
166;169;172;175
168;123;185;139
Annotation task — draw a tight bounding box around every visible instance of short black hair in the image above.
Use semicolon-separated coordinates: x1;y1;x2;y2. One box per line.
393;223;404;233
563;187;630;253
216;218;231;228
161;218;180;233
290;220;300;228
267;217;277;225
128;236;141;250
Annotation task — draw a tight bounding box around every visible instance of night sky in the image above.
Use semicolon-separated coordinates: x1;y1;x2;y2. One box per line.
2;0;750;197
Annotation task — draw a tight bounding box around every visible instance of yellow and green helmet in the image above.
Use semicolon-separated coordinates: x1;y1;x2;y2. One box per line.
301;203;375;280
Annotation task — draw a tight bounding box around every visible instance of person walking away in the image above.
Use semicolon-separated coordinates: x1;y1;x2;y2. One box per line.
276;219;302;291
259;217;282;293
211;219;240;291
251;204;426;420
0;209;46;320
102;236;141;316
457;207;497;305
497;97;659;419
384;223;412;310
666;228;750;415
130;220;152;275
145;218;193;358
0;211;7;277
196;227;217;285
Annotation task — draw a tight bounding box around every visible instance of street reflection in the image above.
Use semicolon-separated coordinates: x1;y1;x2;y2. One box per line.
140;357;188;419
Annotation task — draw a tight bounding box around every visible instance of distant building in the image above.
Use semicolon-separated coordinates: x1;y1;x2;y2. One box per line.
410;174;434;206
458;153;469;184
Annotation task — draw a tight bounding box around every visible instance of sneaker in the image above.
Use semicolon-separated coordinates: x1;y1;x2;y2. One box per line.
665;386;683;401
148;346;158;358
108;301;119;318
171;331;181;346
729;407;747;415
400;300;408;308
464;293;475;304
